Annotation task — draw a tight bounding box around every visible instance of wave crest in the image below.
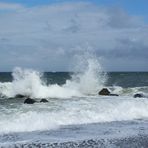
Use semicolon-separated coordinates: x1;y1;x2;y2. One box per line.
0;56;106;98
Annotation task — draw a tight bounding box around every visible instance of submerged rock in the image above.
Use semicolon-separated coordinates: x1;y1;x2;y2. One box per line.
99;88;110;96
134;93;144;98
40;99;49;103
8;97;15;99
24;98;36;104
109;94;119;96
15;94;26;98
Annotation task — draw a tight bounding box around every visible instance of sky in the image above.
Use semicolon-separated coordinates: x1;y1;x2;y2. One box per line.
0;0;148;72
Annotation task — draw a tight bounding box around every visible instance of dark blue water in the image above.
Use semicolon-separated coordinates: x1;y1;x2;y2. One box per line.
107;72;148;87
0;72;148;87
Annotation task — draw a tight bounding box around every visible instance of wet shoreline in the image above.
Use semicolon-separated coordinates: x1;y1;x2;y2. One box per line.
1;120;148;147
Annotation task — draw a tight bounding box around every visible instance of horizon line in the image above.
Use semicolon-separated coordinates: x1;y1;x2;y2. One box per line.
0;71;148;73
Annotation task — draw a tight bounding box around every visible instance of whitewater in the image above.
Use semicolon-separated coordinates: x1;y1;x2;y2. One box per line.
0;57;148;147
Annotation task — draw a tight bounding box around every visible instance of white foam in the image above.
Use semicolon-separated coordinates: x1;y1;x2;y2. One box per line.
1;55;148;134
64;57;106;95
0;68;81;98
0;55;106;98
1;96;148;134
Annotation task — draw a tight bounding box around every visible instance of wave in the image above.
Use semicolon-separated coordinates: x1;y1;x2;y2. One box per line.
0;96;148;134
0;55;148;134
108;86;148;97
0;73;148;99
0;56;106;98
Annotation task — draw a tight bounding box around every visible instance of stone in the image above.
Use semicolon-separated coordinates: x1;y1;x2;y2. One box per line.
24;98;36;104
134;93;144;98
99;88;110;96
40;99;49;103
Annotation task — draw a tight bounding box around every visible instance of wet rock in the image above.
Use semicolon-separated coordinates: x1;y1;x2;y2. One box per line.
15;94;26;98
40;99;49;103
99;88;110;96
109;94;119;96
134;93;144;98
24;98;36;104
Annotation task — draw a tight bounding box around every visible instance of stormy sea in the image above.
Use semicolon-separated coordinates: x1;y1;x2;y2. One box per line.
0;58;148;147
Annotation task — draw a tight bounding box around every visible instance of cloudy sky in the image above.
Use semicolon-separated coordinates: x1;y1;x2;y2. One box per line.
0;0;148;72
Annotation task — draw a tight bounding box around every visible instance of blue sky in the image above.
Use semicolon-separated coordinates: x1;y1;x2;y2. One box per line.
0;0;148;71
1;0;148;15
0;0;148;19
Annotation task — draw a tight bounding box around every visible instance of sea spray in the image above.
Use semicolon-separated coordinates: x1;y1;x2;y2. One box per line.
65;53;106;95
0;54;106;98
11;68;81;98
11;67;44;98
1;96;148;133
1;69;148;134
0;68;79;98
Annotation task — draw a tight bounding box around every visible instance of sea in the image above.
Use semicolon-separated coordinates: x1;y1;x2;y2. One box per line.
0;59;148;147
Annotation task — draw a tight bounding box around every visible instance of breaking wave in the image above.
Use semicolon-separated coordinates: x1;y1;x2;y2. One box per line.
0;55;106;98
0;54;148;134
1;96;148;134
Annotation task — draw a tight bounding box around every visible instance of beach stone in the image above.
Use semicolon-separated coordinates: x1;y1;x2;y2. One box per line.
24;98;36;104
40;99;49;103
134;93;144;98
99;88;110;96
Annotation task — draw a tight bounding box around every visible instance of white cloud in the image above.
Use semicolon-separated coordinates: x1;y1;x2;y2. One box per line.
0;2;147;71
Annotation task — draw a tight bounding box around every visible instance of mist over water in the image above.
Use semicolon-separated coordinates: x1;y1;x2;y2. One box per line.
65;54;106;95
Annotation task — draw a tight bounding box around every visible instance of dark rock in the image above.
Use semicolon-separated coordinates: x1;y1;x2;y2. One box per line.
24;98;36;104
109;94;119;96
15;94;26;98
134;93;144;98
99;88;110;96
40;99;49;103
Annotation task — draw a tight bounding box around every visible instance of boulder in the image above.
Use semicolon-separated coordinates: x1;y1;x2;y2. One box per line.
40;99;49;103
134;93;144;98
99;88;110;96
24;98;36;104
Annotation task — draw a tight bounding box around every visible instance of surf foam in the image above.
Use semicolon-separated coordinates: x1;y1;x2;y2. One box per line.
1;96;148;134
0;55;106;98
64;57;106;95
